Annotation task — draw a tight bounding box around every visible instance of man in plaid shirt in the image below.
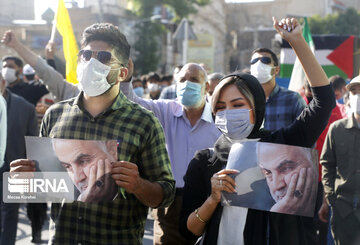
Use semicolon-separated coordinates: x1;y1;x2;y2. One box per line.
7;23;175;245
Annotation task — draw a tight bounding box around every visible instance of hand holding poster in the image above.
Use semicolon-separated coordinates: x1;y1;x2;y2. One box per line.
222;141;318;217
23;137;118;203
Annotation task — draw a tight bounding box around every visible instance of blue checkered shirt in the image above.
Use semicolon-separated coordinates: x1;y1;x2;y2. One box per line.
159;84;177;100
264;84;306;132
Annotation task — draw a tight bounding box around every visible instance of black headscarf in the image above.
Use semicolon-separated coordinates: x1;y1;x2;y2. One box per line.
211;72;271;163
213;72;268;139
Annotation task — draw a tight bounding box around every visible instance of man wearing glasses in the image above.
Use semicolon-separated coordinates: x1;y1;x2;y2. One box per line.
250;48;306;132
5;23;175;245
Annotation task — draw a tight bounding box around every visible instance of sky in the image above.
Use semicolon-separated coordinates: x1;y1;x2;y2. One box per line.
34;0;84;20
33;0;276;19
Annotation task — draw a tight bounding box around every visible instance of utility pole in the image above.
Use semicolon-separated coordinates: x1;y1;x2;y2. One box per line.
173;18;197;65
97;0;104;22
182;18;188;65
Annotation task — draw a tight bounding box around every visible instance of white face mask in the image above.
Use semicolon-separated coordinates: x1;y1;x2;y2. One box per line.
176;80;204;108
215;108;254;141
77;58;114;97
250;62;273;84
2;67;18;84
147;83;159;92
349;93;360;115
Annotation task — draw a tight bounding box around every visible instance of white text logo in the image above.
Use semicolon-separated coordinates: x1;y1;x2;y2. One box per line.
8;177;69;193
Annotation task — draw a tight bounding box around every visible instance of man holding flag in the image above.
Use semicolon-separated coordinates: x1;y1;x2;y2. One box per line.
0;0;81;101
7;21;175;245
1;31;79;101
6;1;176;244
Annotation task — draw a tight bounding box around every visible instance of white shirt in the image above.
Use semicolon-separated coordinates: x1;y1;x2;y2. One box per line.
0;95;7;167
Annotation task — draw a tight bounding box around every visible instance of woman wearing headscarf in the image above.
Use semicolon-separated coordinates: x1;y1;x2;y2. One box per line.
179;17;335;245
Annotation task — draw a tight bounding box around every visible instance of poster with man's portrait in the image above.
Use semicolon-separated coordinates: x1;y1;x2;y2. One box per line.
221;141;318;217
25;136;118;203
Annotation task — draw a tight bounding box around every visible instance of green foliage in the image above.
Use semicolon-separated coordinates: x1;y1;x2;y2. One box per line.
163;0;211;21
130;0;211;19
129;0;211;75
133;22;162;75
308;8;360;35
130;0;158;18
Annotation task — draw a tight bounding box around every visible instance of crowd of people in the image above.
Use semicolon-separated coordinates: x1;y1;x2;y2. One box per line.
0;16;358;245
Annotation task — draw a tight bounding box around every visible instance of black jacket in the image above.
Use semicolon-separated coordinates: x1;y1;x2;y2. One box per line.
180;85;335;245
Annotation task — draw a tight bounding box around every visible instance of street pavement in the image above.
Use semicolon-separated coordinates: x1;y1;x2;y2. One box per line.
16;204;154;245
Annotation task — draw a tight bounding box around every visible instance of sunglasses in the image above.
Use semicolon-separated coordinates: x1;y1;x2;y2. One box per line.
78;50;114;64
250;56;272;65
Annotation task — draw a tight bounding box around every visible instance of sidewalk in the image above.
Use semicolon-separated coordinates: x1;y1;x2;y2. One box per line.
16;204;49;245
16;204;154;244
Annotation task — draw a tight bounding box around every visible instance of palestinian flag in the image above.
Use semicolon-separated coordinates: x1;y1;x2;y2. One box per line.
279;34;355;86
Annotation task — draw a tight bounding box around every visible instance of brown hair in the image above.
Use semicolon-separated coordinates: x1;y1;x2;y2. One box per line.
211;76;255;115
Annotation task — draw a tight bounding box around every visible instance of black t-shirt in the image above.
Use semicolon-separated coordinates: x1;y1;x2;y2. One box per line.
8;80;49;106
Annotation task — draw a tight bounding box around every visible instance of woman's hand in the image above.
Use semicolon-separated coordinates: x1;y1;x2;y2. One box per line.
186;168;239;236
273;17;303;44
273;16;329;87
210;169;239;204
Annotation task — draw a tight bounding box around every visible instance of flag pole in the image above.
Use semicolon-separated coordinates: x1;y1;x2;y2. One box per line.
50;0;59;42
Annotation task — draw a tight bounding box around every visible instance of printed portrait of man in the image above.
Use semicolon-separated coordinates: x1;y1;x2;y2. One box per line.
223;141;318;217
257;142;318;217
51;139;118;202
224;142;275;210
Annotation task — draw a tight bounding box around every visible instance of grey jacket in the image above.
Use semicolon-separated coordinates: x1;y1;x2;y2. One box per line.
321;114;360;218
1;89;38;172
34;57;79;101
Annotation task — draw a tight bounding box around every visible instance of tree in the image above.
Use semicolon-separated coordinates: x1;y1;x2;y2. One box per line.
130;0;210;20
308;8;360;35
132;22;162;75
129;0;211;75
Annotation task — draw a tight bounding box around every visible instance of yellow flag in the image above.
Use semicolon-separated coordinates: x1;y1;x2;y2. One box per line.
55;0;79;84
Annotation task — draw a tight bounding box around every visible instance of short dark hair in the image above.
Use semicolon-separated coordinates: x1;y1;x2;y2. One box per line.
208;72;224;82
252;48;278;66
329;75;346;91
2;56;23;68
81;23;130;66
132;78;144;87
161;75;173;83
147;72;160;82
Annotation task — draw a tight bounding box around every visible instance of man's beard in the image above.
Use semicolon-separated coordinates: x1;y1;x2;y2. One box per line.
272;188;287;202
77;180;88;193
